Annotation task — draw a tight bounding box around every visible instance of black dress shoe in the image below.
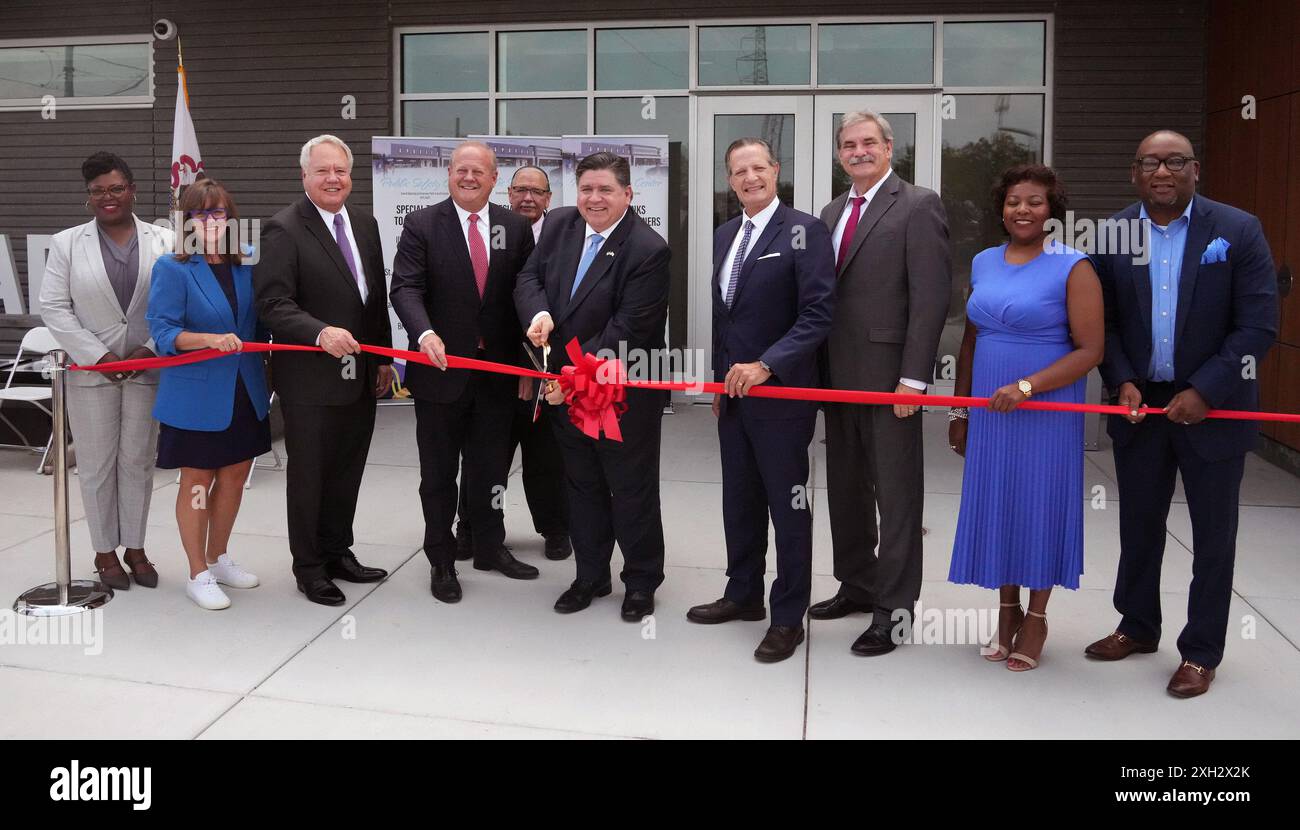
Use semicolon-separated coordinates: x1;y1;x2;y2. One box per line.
430;564;462;603
474;545;539;580
455;522;473;562
544;534;573;561
621;590;655;622
326;552;388;583
850;622;898;656
686;598;766;624
755;625;805;663
554;579;611;614
808;593;873;620
297;577;346;606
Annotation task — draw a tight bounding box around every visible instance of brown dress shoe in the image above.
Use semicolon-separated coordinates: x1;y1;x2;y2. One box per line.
93;552;130;591
123;548;158;588
754;625;805;663
1167;660;1215;698
1084;631;1157;661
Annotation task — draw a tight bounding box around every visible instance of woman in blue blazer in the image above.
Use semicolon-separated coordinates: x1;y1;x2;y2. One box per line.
147;178;270;610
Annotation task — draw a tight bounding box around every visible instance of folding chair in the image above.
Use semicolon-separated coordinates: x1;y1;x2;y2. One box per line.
0;326;60;473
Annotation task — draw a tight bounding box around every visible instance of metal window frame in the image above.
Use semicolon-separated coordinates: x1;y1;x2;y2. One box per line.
0;34;154;111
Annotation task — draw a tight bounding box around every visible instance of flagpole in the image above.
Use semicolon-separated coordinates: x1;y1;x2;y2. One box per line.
171;37;184;253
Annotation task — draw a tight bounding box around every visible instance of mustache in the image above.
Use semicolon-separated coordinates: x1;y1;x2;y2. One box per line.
847;154;877;165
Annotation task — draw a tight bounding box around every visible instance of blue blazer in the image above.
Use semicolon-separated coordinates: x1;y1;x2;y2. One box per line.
1092;196;1278;461
712;201;836;419
147;254;271;431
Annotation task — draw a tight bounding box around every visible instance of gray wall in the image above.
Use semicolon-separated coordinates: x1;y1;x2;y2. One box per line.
0;0;1207;350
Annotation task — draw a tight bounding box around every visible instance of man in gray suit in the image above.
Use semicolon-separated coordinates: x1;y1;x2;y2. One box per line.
810;110;951;655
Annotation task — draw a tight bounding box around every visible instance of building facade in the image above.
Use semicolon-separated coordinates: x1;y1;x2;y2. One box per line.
1;0;1295;465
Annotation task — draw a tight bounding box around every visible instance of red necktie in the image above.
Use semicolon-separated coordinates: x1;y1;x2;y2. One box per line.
836;196;866;272
468;213;488;298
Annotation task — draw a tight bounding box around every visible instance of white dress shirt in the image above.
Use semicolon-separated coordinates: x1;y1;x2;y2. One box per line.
420;200;492;346
719;195;779;298
829;169;925;392
531;213;545;243
531;209;628;328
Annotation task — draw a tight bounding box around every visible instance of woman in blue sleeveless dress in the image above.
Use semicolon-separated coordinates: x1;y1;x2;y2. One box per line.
948;164;1104;671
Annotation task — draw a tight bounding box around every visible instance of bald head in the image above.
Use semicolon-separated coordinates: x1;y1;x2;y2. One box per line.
1136;130;1194;157
449;140;498;212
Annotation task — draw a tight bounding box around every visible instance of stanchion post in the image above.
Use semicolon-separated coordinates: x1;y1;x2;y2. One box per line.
13;349;113;616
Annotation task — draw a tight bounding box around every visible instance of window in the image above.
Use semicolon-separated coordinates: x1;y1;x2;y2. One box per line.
497;30;587;93
942;21;1046;87
596;27;688;91
698;25;811;86
0;36;152;110
818;23;933;85
402;32;488;94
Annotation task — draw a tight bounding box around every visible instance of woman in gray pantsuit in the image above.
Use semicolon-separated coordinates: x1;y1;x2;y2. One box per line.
40;152;174;590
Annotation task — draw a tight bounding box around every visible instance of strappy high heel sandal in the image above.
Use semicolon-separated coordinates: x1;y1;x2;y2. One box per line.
93;552;130;591
982;602;1024;661
1008;610;1048;671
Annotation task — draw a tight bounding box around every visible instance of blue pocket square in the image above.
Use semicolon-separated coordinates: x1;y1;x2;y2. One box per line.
1200;236;1230;265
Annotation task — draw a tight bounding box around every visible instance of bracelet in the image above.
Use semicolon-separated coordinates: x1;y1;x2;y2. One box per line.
948;407;969;421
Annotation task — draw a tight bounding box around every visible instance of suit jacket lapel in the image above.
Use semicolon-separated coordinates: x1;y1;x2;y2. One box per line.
713;216;740;310
79;221;125;316
440;200;482;307
483;203;513;303
1174;199;1213;349
553;215;589;322
837;175;899;277
730;204;785;309
1131;219;1153;342
563;214;629;319
299;196;363;303
191;258;238;331
123;218;157;318
234;263;252;331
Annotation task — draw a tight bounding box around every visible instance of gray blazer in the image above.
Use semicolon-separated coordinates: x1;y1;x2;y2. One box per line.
819;174;951;392
39;216;174;387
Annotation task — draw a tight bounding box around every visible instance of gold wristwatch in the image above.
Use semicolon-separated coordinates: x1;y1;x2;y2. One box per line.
1017;379;1034;398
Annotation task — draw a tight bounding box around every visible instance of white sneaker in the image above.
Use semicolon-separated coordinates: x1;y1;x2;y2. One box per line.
208;553;260;589
186;570;231;610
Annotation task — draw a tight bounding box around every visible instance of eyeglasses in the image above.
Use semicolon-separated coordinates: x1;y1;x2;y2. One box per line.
188;208;228;220
87;185;130;199
1134;155;1195;173
509;186;550;198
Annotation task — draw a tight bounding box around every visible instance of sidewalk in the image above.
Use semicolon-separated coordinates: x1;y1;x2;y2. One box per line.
1;403;1297;739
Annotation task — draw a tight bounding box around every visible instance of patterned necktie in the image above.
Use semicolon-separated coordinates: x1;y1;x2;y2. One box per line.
836;196;867;272
725;220;754;308
467;213;488;298
333;213;366;301
570;233;604;298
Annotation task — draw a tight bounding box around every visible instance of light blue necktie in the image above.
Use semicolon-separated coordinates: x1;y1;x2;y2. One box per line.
570;233;604;298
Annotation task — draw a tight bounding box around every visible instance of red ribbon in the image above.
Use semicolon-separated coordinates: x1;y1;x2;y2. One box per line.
71;339;1300;442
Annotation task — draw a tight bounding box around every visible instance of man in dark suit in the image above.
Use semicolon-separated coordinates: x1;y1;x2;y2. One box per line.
254;135;393;606
514;152;671;621
390;140;538;604
455;165;571;563
686;138;835;663
1085;130;1278;698
812;110;951;655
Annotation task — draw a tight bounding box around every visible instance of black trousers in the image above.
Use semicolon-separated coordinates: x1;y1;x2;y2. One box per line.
1112;382;1245;669
719;397;816;627
281;396;377;582
457;396;569;538
414;371;514;567
824;402;925;626
550;388;665;592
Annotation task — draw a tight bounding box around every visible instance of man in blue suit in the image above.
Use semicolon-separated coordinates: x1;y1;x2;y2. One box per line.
1086;130;1279;697
685;138;836;663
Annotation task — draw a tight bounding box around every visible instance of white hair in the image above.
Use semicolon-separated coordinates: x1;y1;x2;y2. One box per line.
299;135;354;172
837;110;894;146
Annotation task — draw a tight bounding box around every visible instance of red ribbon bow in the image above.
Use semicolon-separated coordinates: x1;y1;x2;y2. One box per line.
557;339;628;442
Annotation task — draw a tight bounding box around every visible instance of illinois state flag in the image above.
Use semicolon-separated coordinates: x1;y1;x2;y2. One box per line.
170;62;205;189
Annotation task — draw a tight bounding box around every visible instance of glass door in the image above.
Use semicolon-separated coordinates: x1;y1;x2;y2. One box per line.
690;95;813;377
813;93;938;210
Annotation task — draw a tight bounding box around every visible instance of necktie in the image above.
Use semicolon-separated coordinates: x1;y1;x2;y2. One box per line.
570;233;604;298
836;196;867;272
333;213;366;301
467;213;488;298
725;220;754;308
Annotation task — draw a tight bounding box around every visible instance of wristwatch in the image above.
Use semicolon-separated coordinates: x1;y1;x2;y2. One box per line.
1017;379;1034;398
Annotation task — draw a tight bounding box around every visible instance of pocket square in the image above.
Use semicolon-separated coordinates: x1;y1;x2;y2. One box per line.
756;252;781;260
1200;236;1230;265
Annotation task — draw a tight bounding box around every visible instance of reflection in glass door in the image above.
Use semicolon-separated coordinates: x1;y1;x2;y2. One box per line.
812;94;937;211
691;96;812;379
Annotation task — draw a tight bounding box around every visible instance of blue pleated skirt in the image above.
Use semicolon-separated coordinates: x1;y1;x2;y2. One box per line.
947;335;1085;590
